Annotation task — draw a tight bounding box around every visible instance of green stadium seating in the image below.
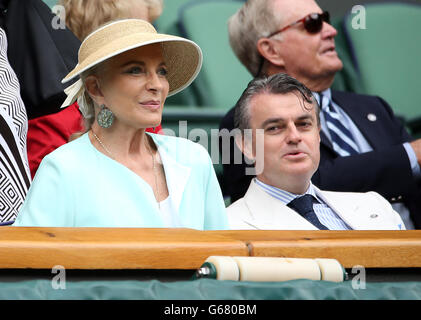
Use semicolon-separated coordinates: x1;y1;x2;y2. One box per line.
155;0;193;34
330;16;364;94
158;1;249;184
42;0;56;8
156;0;205;106
341;2;421;136
177;0;252;109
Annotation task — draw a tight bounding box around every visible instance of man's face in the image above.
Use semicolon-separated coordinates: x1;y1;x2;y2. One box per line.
270;0;343;84
246;92;320;193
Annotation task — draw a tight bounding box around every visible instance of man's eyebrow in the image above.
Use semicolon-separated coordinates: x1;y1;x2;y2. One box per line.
260;114;313;127
261;117;284;128
296;114;314;121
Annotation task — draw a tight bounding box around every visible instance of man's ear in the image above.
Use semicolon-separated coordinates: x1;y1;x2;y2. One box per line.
256;38;285;68
235;132;255;162
84;75;104;106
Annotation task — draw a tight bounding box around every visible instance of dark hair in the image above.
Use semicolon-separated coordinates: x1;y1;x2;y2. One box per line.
234;73;319;131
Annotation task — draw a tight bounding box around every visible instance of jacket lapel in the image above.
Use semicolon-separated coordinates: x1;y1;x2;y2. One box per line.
313;186;358;229
314;186;397;230
242;180;317;230
331;90;387;149
320;130;334;152
149;134;191;215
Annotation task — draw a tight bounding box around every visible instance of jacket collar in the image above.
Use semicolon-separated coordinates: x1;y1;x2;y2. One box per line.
314;185;400;230
243;180;318;230
330;90;388;149
242;181;397;230
315;89;375;152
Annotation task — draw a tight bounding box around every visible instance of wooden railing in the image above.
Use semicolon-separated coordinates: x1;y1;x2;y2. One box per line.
1;227;420;269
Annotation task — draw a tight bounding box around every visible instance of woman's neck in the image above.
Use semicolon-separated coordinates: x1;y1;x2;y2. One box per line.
90;122;155;160
89;122;168;203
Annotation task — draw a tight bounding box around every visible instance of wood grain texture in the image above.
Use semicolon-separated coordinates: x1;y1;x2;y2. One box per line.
0;227;248;269
1;228;420;269
209;230;421;268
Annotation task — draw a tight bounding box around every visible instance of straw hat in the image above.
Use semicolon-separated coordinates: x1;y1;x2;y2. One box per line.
62;19;203;97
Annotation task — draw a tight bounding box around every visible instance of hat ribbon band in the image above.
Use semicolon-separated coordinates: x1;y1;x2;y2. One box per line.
61;79;84;109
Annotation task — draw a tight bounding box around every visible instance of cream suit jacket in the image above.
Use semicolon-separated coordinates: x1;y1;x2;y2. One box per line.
227;180;405;230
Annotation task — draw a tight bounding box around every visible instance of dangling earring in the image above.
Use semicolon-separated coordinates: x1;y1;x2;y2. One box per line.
97;104;114;128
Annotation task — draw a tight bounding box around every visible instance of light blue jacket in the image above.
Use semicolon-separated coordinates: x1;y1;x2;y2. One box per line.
14;133;228;229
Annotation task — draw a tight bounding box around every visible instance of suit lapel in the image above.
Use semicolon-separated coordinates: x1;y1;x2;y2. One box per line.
314;186;397;230
313;186;359;229
331;90;387;149
320;129;334;152
242;180;317;230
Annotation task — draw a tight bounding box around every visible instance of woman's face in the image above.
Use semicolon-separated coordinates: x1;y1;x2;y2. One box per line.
95;43;169;129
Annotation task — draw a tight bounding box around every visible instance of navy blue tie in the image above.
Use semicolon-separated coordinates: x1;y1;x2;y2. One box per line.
287;194;329;230
319;93;359;156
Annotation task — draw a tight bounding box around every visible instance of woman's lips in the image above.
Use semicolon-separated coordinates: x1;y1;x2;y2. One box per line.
140;101;160;110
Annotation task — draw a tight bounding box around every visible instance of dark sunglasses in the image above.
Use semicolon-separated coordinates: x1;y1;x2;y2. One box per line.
268;11;330;38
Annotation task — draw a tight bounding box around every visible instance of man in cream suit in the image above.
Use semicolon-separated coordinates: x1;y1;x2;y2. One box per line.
227;73;405;230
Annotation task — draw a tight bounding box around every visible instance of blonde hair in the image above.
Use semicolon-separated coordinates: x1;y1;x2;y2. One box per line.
68;18;165;139
146;0;163;22
68;66;99;141
59;0;163;41
228;0;282;77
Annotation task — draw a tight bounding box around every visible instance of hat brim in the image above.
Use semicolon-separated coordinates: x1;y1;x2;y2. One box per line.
62;34;202;97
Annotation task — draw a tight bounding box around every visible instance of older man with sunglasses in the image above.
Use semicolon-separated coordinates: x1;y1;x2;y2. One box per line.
219;0;421;229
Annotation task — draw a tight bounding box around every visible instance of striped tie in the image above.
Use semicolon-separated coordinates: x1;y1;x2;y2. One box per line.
287;195;328;230
319;93;359;156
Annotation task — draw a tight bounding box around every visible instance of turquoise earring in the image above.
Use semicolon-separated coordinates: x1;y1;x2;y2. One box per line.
97;104;114;128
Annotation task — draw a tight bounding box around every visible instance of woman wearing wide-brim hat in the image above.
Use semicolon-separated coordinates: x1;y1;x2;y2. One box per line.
14;19;228;229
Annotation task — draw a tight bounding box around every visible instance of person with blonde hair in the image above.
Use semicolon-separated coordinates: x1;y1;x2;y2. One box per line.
58;0;163;40
27;0;164;178
14;19;228;229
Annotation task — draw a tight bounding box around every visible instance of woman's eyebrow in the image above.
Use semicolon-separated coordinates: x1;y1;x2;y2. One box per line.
119;60;146;68
119;61;167;68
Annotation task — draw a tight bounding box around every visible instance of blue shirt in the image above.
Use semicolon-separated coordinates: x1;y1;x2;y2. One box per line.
254;178;351;230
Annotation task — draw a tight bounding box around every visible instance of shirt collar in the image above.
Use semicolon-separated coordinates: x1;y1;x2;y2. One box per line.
254;178;320;205
312;88;332;107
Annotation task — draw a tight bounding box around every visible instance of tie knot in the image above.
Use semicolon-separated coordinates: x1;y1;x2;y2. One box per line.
287;194;315;216
318;93;331;112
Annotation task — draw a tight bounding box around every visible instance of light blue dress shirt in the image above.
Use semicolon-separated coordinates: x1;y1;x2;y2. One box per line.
14;132;228;229
313;89;418;229
254;178;351;230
